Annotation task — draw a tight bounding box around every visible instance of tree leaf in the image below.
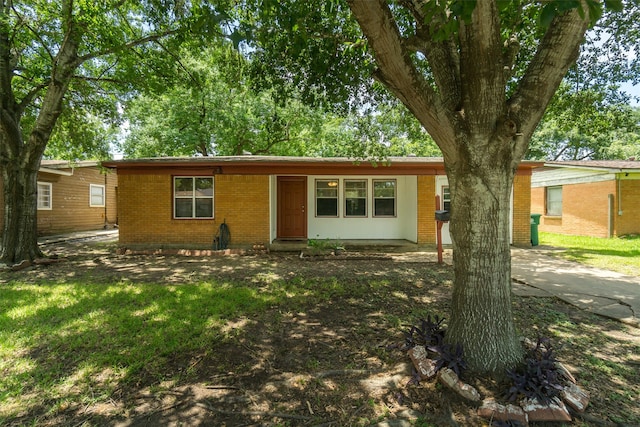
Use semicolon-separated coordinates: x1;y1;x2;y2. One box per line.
539;3;557;28
605;0;624;12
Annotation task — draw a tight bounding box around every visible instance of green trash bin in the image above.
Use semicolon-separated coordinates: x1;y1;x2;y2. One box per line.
530;213;542;246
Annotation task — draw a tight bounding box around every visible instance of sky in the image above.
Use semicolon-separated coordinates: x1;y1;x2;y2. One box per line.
621;82;640;105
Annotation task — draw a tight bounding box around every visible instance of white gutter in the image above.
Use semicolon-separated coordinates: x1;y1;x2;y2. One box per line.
39;167;74;176
544;163;640;174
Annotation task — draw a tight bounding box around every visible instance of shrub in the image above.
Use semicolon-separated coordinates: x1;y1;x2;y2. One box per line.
403;315;446;349
402;315;467;378
428;342;467;378
505;337;564;404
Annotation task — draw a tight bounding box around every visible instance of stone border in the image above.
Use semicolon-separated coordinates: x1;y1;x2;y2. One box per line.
408;345;590;426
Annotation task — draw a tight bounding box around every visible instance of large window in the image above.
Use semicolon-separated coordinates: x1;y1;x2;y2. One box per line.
174;177;214;218
90;184;105;207
344;180;367;217
546;186;562;216
373;180;396;217
316;179;338;217
37;182;52;210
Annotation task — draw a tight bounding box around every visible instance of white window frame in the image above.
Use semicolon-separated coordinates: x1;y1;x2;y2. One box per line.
89;184;105;207
37;182;52;210
546;186;562;216
373;179;397;217
173;176;215;219
344;179;367;217
441;185;451;211
315;179;339;217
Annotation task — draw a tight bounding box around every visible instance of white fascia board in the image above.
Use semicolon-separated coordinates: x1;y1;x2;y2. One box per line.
532;169;615;187
39;167;74;176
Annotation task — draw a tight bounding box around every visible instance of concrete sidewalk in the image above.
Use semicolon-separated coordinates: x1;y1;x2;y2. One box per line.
38;229;119;245
511;247;639;327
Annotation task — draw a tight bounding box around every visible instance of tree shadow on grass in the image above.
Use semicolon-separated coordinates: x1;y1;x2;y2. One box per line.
1;281;279;425
1;260;456;426
561;247;640;260
513;295;640;425
3;250;639;426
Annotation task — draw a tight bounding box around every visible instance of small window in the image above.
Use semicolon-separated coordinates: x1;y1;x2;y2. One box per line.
174;177;214;219
37;182;52;210
442;186;451;211
90;184;105;207
316;179;338;217
546;186;562;216
345;180;367;217
373;179;396;217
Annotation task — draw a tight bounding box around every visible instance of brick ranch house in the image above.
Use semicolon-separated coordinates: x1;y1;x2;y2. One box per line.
531;160;640;238
102;156;540;250
0;160;118;237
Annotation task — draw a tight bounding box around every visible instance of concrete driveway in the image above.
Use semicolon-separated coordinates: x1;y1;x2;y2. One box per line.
511;247;639;327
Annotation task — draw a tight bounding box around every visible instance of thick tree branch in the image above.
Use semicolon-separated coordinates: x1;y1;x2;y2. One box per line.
502;34;520;81
72;75;127;85
16;80;49;114
510;7;590;159
10;4;55;63
77;30;180;65
346;0;456;156
458;1;505;129
398;0;461;112
0;6;22;159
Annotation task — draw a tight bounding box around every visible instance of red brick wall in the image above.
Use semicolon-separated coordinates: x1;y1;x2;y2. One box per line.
415;174;532;246
532;180;616;238
617;178;640;236
117;170;533;248
512;174;532;246
417;175;436;245
117;173;270;248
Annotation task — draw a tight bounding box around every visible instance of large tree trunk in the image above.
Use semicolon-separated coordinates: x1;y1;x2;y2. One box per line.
346;0;589;375
0;156;43;264
445;155;521;373
0;0;79;265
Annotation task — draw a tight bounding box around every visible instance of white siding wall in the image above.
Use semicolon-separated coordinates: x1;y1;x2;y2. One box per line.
307;175;418;241
269;175;418;242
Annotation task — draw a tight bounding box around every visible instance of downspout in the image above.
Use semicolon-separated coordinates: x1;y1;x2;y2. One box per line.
104;173;108;229
608;194;614;238
617;174;623;216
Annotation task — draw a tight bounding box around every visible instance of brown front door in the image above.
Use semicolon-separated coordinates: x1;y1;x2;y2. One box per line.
277;176;307;239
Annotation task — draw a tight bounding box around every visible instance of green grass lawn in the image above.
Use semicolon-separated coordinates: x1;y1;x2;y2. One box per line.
0;280;289;423
2;258;639;425
539;232;640;276
0;275;373;425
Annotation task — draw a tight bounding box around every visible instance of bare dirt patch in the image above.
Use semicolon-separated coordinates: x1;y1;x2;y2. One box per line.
4;237;639;426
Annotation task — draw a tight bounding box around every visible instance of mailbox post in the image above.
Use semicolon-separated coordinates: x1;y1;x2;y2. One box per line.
435;210;450;264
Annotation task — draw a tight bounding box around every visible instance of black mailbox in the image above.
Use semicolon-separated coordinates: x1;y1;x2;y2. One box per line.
435;210;450;222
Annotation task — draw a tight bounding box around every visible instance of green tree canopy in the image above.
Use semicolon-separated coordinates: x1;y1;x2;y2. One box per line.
120;44;439;159
528;84;639;160
0;0;228;263
233;0;633;374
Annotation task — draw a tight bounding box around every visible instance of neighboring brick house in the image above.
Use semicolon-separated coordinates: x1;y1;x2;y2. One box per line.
531;160;640;238
103;156;539;250
0;160;118;237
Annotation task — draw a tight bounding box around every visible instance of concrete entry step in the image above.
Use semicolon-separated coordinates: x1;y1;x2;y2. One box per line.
270;239;420;253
